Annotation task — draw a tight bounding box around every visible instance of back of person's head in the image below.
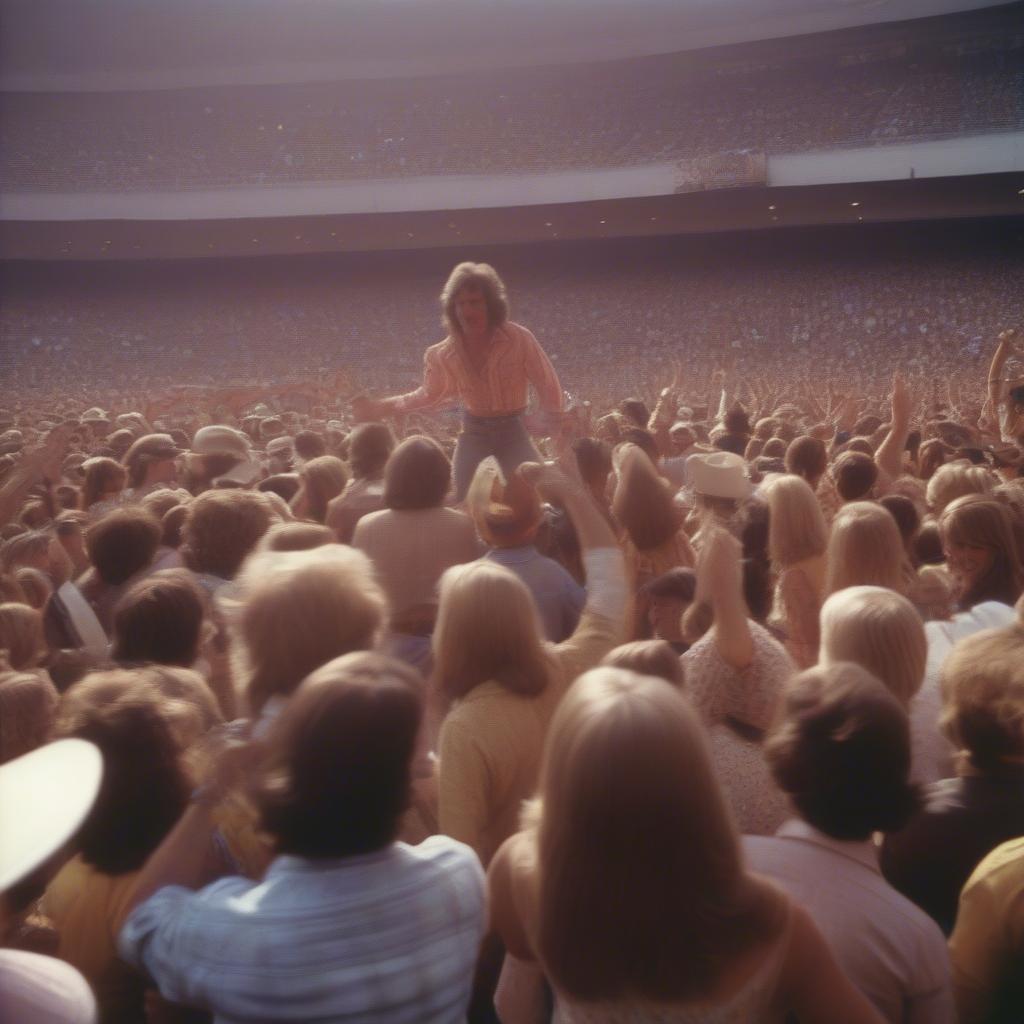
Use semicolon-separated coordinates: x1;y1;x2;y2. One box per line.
111;570;205;667
941;625;1024;774
766;662;918;839
537;667;781;1001
161;503;189;550
56;674;189;874
257;652;422;858
617;398;649;429
600;640;684;687
0;573;26;604
347;422;396;479
766;475;827;568
433;560;552;702
760;437;786;460
85;508;161;586
13;567;52;610
138;487;188;523
879;493;920;550
833;451;878;502
784;435;828;486
0;602;46;671
80;456;126;510
0;669;59;764
258;521;336;553
753;418;778;441
293;455;348;523
940;495;1024;609
257;473;301;504
572;437;613;492
826;501;913;597
383;435;451;510
618;428;660;466
181;489;273;580
0;530;51;576
230;545;387;715
611;445;679;551
926;461;996;515
293;429;327;462
914;520;946;566
724;407;751;437
820;586;926;707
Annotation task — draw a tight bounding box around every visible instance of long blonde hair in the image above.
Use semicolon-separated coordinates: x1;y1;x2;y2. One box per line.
766;474;828;568
819;586;927;707
537;667;783;1001
825;502;914;596
432;561;555;702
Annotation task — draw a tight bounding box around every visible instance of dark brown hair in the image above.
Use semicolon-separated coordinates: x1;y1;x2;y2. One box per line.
383;436;451;510
86;509;161;585
112;570;205;667
833;451;878;501
766;663;919;839
257;652;422;858
182;490;273;580
58;680;189;874
348;422;396;479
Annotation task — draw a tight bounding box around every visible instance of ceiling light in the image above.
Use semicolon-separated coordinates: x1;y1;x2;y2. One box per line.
768;205;776;211
850;201;860;207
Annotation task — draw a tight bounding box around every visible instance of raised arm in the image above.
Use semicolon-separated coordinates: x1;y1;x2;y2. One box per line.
874;371;912;485
698;524;753;671
987;329;1017;419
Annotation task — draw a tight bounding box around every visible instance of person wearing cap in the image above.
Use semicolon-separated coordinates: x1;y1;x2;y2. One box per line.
189;424;263;489
685;449;754;538
359;262;564;502
0;739;103;1024
121;434;183;503
467;458;584;642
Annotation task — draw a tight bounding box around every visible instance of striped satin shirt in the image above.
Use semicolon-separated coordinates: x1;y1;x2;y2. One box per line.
392;321;563;417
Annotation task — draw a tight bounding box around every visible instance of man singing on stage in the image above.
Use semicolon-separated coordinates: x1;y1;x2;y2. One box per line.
361;262;564;500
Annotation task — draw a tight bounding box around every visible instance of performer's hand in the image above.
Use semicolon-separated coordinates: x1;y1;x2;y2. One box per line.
351;394;387;422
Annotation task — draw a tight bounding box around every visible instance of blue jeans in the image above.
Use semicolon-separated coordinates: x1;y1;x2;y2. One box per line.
452;411;541;502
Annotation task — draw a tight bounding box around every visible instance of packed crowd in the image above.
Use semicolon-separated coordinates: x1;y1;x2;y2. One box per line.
4;233;1023;417
2;42;1020;191
2;253;1024;1022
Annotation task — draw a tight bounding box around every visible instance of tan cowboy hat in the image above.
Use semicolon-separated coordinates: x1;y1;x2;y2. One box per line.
0;739;103;892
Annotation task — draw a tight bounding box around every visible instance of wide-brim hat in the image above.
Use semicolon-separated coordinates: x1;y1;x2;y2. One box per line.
467;456;543;547
686;451;753;500
0;739;102;892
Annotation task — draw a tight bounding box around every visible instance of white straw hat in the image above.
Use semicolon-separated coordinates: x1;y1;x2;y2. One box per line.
0;739;103;892
686;451;753;500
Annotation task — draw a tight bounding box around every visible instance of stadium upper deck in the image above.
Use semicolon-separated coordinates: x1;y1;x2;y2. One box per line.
2;4;1021;193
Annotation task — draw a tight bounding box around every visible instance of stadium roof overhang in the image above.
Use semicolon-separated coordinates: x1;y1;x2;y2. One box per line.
3;171;1022;262
0;0;1006;90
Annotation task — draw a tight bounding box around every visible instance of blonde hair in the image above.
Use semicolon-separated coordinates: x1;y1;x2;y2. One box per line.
926;461;996;515
825;501;914;597
536;667;782;1000
0;602;46;671
0;669;59;764
820;586;927;707
766;474;828;568
440;262;509;337
600;640;685;687
940;495;1024;608
228;546;387;715
941;625;1024;772
611;445;681;551
293;455;348;524
433;561;554;702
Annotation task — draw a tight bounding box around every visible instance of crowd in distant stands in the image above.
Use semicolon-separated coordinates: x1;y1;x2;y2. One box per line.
3;240;1022;415
2;44;1021;191
2;250;1024;1022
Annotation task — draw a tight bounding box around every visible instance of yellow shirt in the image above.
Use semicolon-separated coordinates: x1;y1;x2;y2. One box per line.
949;836;1024;1024
438;606;622;866
43;856;143;1023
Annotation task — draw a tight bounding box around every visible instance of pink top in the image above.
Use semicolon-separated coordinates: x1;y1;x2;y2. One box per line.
392;322;563;417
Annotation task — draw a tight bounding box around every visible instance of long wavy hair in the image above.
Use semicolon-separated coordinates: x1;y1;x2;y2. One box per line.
536;668;784;1001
